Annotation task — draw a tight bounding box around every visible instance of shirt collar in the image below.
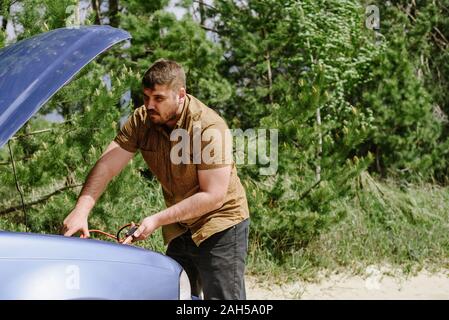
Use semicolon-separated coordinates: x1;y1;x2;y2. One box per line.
174;94;190;130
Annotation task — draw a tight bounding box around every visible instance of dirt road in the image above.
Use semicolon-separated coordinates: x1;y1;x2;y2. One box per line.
246;268;449;299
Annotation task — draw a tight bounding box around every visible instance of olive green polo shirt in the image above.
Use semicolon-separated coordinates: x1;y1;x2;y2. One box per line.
114;94;249;246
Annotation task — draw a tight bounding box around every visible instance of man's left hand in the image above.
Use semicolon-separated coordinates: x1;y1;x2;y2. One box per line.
122;216;159;244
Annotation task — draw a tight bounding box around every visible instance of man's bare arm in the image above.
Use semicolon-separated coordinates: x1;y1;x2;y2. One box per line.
75;141;135;211
63;141;134;237
128;165;232;242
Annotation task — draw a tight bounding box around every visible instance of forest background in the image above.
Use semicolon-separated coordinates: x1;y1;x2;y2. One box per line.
1;0;449;280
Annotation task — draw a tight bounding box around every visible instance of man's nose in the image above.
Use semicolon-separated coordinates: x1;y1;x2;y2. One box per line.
146;102;156;111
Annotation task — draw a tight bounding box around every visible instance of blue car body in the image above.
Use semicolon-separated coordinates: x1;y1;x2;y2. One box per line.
0;26;191;300
0;231;183;299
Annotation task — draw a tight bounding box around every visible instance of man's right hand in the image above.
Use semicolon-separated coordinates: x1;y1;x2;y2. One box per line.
62;208;90;238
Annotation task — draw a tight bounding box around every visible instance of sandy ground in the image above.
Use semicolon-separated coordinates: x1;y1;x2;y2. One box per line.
246;267;449;299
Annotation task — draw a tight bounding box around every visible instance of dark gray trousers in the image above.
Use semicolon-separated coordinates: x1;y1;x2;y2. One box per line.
166;219;249;300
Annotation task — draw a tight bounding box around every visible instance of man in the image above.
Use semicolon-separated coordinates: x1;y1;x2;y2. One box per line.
62;59;250;300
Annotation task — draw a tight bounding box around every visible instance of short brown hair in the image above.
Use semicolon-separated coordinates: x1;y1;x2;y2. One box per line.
142;59;186;91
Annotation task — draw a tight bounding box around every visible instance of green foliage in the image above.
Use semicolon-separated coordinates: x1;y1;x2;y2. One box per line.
119;4;232;111
207;0;382;260
13;0;77;40
121;0;169;14
0;28;4;47
360;2;449;180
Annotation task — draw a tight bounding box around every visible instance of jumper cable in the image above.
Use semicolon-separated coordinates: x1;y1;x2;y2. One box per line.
87;222;139;243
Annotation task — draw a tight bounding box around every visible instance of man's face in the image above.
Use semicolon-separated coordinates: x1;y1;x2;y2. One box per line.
143;84;185;125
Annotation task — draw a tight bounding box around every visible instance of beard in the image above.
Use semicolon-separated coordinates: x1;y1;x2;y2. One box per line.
148;102;179;125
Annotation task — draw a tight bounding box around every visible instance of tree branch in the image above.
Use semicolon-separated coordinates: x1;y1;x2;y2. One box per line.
0;155;32;166
200;24;219;34
192;0;217;12
299;179;322;200
0;184;83;216
11;128;54;139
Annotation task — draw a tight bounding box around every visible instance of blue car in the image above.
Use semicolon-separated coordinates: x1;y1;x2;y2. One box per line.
0;26;192;300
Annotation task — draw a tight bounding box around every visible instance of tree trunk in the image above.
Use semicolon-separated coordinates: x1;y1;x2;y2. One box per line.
91;0;102;25
1;16;7;31
262;29;273;104
316;107;322;182
109;0;119;27
198;0;205;25
1;0;11;30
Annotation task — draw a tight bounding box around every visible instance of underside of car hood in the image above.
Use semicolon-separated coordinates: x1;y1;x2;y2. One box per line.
0;25;131;148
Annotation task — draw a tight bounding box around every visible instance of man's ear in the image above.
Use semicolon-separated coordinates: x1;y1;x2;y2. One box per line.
178;87;186;105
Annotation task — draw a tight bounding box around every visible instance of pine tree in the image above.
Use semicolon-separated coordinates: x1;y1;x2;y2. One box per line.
361;1;449;181
184;0;382;254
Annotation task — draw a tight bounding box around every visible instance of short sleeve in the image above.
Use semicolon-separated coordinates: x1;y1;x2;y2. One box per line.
114;110;141;153
197;121;233;170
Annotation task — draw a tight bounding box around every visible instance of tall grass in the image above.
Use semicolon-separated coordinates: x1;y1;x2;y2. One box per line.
247;172;449;281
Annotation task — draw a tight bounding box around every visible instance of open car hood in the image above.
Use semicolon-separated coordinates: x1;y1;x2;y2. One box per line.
0;25;131;148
